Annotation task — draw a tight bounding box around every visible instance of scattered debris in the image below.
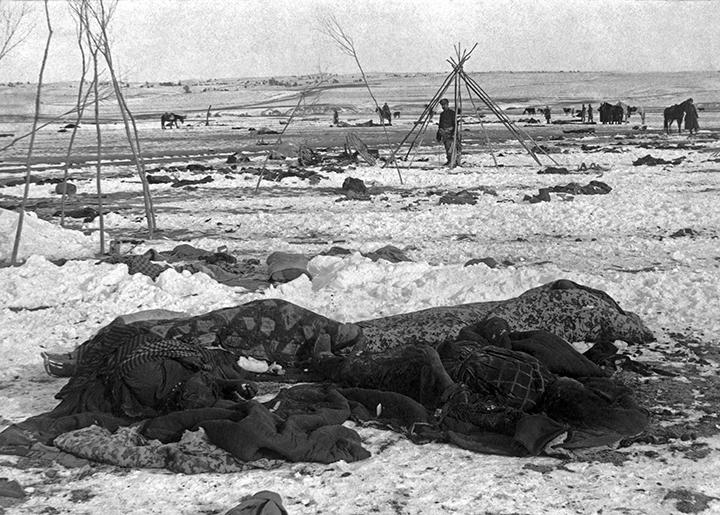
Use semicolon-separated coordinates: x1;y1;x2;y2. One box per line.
52;207;99;222
439;190;477;205
633;154;686;166
363;245;412;263
341;177;370;200
54;182;77;195
297;145;322;167
670;228;698;238
170;175;214;188
549;180;612;195
464;257;499;268
524;188;552;203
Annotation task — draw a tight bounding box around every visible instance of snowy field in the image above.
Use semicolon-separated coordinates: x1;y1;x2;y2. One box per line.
1;74;720;514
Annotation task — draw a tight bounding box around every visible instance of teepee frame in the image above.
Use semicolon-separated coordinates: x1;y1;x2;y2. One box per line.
390;44;558;169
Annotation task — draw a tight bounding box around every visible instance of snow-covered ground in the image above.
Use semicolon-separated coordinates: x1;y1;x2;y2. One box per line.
1;123;720;513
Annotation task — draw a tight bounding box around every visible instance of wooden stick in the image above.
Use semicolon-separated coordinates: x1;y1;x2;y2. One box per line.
60;8;92;227
10;0;52;265
463;79;497;167
91;35;105;255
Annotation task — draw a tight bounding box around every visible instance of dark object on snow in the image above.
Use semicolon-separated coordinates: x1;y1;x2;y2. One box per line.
363;245;411;263
632;154;685;166
549;181;612;195
266;251;311;283
64;123;80;129
320;246;353;257
226;153;250;164
256;127;279;135
538;166;571;175
226;491;288;515
342;177;367;195
55;181;77;195
562;127;594;134
186;163;213;172
52;207;98;223
147;175;174;184
297;145;322;167
464;257;499;268
439;190;477;205
0;478;25;499
341;177;370;200
524;188;551;203
670;228;697;238
171;176;214;188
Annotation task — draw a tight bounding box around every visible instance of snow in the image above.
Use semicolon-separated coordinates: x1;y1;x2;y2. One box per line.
1;129;720;513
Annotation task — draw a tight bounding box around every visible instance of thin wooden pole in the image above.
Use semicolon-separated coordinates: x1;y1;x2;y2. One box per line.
91;40;105;255
10;0;52;265
60;8;91;226
463;80;497;167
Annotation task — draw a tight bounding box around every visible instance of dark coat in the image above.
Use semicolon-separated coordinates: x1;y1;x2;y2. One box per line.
439;108;456;130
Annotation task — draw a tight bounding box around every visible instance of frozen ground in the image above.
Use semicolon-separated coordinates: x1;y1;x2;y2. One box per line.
1;76;720;513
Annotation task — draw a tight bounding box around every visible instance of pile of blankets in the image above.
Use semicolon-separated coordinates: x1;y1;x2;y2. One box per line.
0;280;655;473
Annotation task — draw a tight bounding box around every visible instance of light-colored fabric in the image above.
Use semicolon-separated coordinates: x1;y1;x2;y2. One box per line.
54;425;281;474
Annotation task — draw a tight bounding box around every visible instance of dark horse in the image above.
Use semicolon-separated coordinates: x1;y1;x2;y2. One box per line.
161;112;186;129
663;99;692;134
375;106;392;125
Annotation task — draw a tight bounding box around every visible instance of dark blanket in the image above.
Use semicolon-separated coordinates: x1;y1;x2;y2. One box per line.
0;280;652;469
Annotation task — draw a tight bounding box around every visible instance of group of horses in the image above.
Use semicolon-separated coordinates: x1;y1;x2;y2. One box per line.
598;103;636;124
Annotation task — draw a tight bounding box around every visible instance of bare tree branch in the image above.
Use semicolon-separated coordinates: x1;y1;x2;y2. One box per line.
319;14;403;184
0;0;32;63
10;0;52;265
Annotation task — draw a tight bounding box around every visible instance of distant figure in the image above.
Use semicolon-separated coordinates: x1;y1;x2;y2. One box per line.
161;112;185;129
380;102;393;125
580;104;587;123
523;107;536;115
393;111;401;119
587;104;594;123
436;98;461;167
543;106;551;124
333;109;339;125
640;107;646;126
684;98;700;135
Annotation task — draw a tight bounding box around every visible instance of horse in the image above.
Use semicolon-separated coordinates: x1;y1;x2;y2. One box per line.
563;107;574;115
161;112;186;129
375;106;392;125
663;100;692;134
523;107;536;115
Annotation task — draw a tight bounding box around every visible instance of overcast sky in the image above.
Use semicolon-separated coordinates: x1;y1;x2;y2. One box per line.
2;0;720;82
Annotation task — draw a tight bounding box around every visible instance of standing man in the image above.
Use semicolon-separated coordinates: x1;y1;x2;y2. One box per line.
381;102;393;126
580;104;587;123
436;98;461;167
543;106;551;124
684;98;699;135
587;104;594;123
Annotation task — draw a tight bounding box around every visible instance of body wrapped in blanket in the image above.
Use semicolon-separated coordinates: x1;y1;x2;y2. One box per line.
2;280;652;468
